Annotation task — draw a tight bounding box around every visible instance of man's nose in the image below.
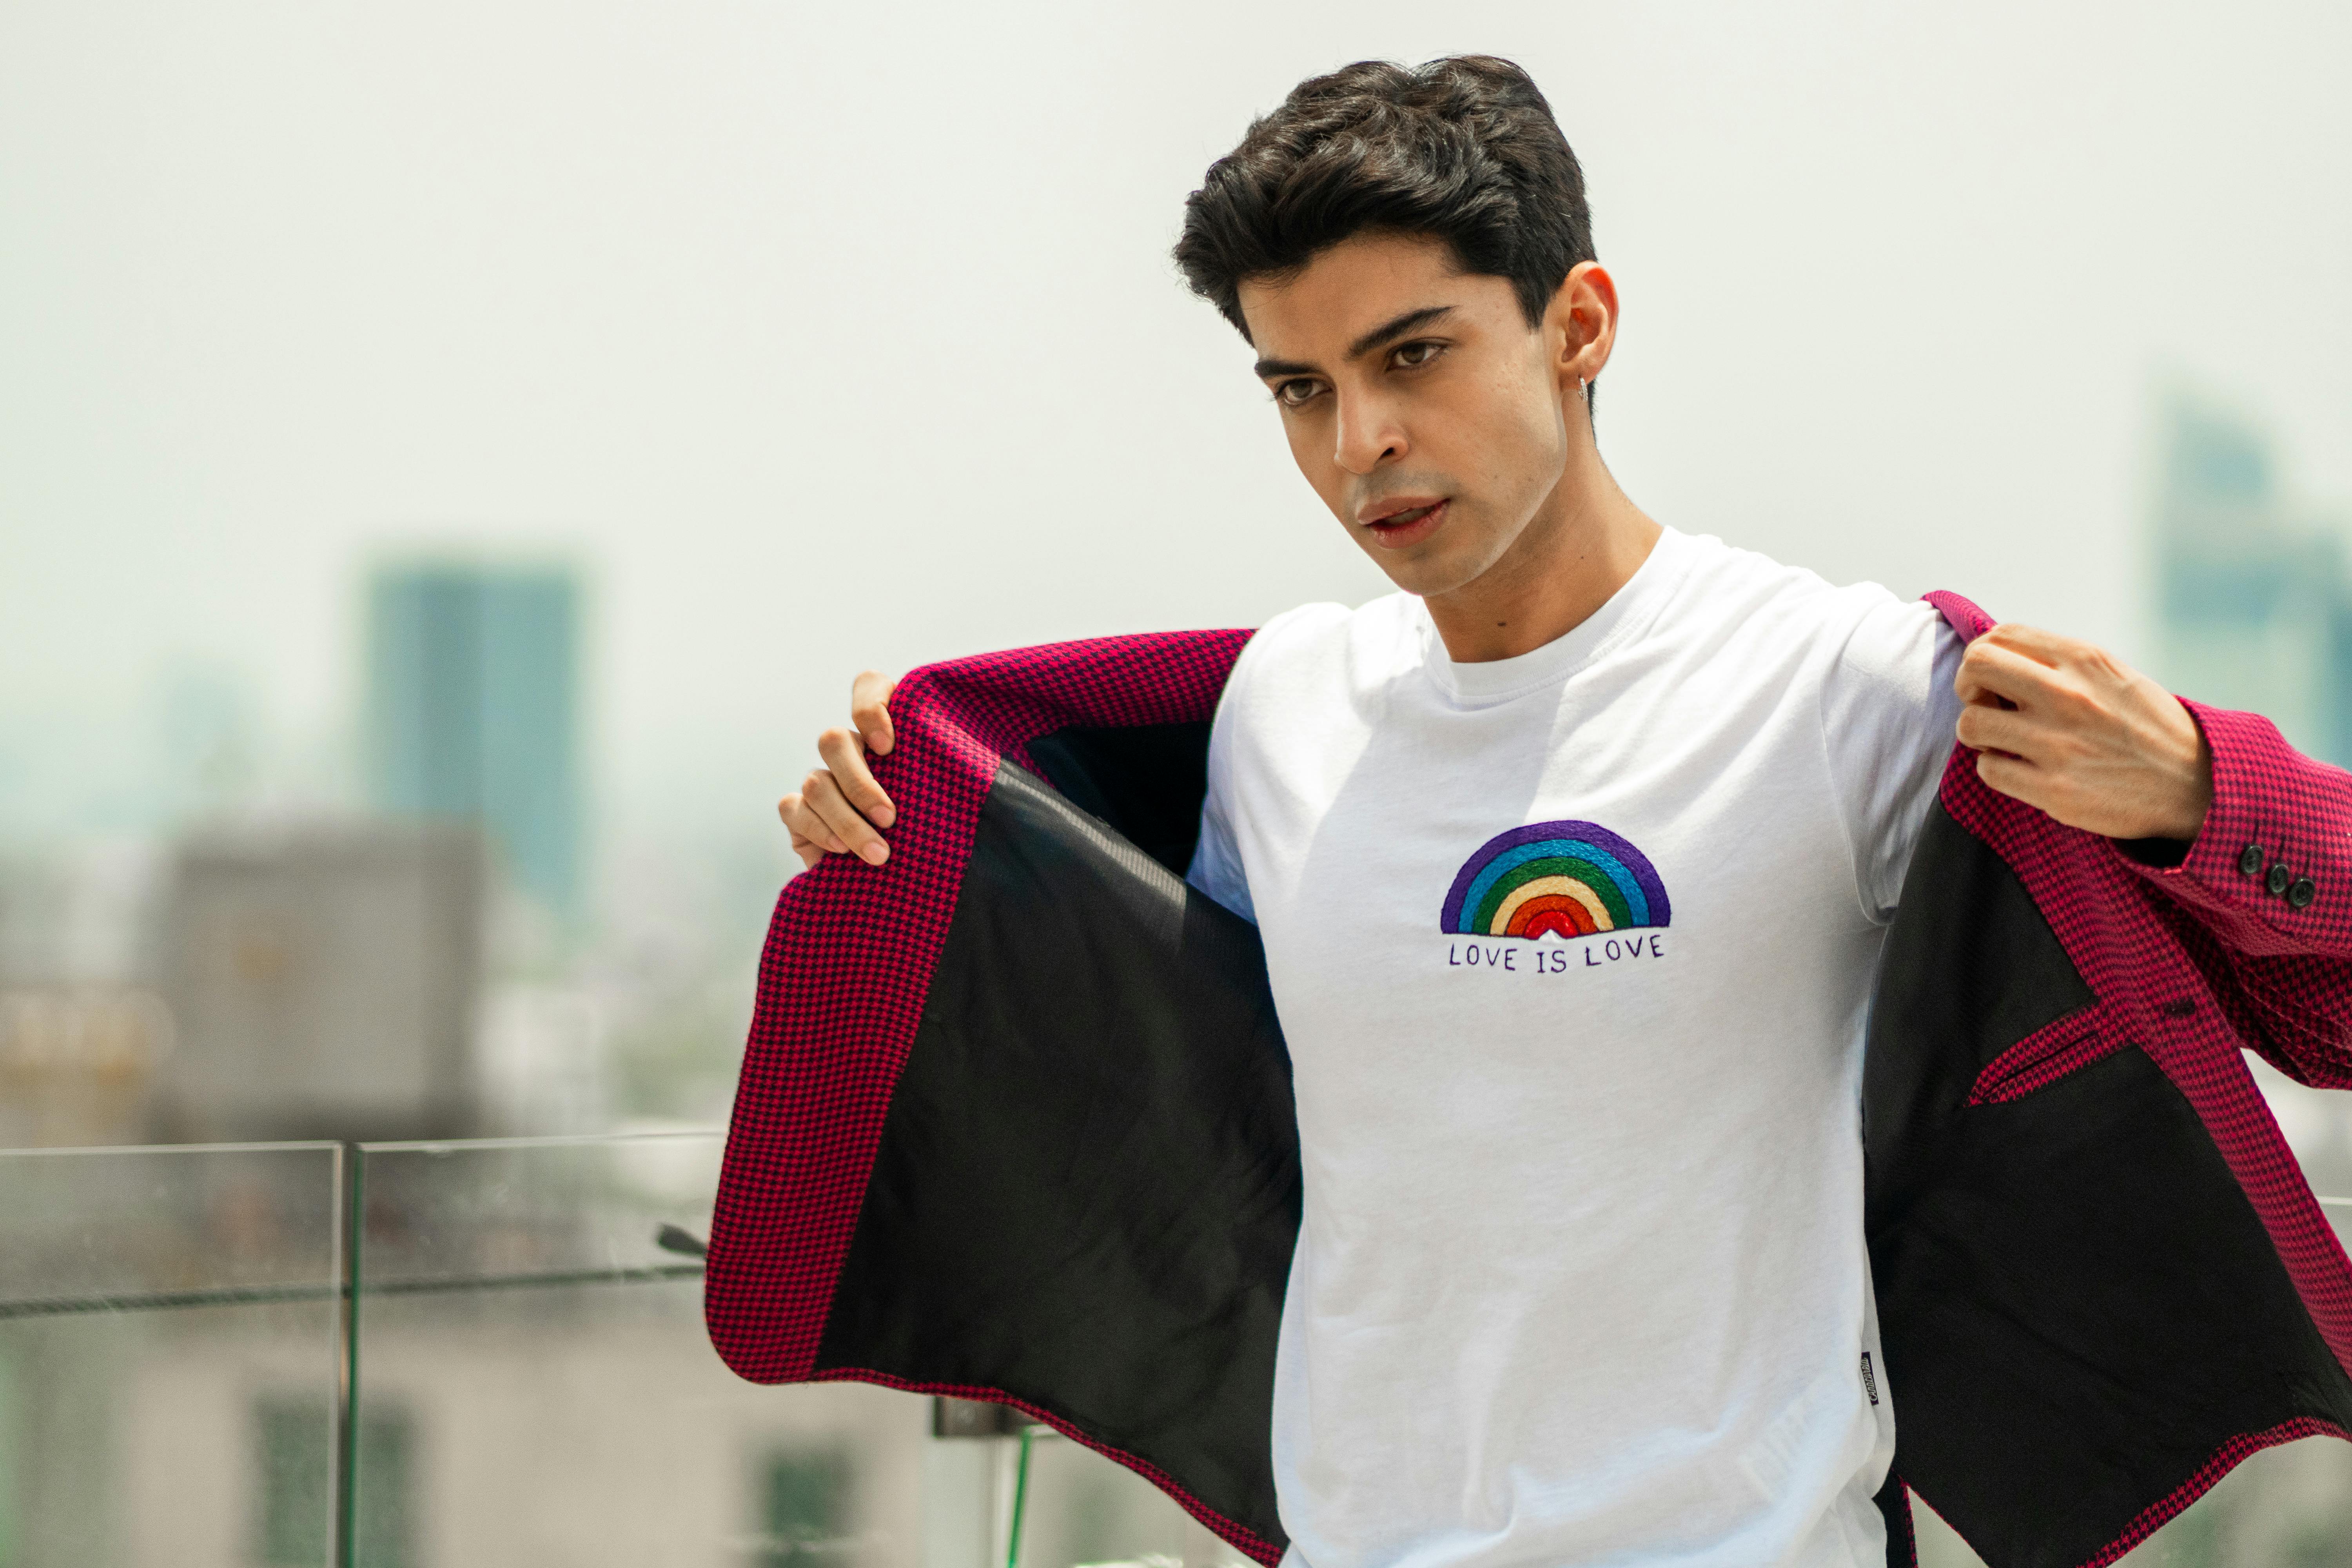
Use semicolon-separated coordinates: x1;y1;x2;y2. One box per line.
1333;390;1406;476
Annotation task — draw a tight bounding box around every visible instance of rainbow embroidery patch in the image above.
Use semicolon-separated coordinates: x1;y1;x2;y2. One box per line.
1439;820;1671;942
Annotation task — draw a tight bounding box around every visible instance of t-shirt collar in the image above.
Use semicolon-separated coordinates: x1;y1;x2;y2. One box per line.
1418;526;1694;709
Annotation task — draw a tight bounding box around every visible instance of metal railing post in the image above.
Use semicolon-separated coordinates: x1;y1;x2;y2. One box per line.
335;1142;364;1568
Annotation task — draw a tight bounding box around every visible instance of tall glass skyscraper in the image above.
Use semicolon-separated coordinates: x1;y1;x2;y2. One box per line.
366;564;583;915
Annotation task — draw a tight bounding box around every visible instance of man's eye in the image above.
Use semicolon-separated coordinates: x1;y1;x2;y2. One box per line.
1391;341;1443;368
1276;380;1322;408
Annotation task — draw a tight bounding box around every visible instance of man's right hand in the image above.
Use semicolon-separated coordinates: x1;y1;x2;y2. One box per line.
778;671;899;870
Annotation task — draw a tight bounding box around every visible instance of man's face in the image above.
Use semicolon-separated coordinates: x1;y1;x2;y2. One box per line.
1238;234;1577;600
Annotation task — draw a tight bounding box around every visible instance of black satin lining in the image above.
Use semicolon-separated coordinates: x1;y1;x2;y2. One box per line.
1026;721;1213;877
814;758;1299;1545
1866;804;2352;1566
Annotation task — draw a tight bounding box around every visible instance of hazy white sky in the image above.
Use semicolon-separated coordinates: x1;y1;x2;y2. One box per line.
4;0;2350;860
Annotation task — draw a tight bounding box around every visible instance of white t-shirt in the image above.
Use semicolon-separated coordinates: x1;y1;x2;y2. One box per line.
1186;527;1963;1568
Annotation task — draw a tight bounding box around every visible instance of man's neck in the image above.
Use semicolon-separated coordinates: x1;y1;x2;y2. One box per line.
1423;462;1661;664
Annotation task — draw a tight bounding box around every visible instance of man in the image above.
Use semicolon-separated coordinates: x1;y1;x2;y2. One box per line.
770;59;2275;1567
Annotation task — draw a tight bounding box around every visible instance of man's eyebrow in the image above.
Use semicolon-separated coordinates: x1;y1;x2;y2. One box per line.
1346;305;1454;361
1251;305;1458;381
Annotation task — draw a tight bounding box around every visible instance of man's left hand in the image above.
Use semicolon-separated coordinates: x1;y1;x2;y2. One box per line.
1953;623;2214;842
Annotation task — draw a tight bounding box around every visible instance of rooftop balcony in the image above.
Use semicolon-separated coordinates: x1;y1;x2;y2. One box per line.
2;1133;2347;1567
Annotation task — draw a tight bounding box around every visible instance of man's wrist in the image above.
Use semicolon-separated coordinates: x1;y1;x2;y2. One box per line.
2149;700;2215;843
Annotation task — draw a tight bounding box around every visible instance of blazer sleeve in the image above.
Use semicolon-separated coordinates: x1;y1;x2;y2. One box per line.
2114;701;2352;1088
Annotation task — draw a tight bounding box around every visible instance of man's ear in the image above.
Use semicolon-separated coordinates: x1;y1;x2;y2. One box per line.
1547;261;1617;394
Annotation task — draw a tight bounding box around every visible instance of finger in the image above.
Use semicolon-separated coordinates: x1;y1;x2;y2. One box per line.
784;786;854;858
1978;622;2078;668
780;798;835;869
850;671;899;756
1973;748;2050;809
778;791;849;856
803;771;890;865
1956;638;2066;711
1954;702;2038;759
788;831;826;871
816;727;897;828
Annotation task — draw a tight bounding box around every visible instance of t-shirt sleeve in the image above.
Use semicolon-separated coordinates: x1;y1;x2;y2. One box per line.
1185;658;1258;924
1186;790;1255;923
1821;595;1966;924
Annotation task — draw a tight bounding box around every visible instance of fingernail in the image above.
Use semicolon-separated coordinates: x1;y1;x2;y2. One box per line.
862;842;888;865
873;804;896;828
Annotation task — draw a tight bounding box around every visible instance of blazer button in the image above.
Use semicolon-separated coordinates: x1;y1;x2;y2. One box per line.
2267;863;2293;897
2238;844;2267;877
2290;877;2318;910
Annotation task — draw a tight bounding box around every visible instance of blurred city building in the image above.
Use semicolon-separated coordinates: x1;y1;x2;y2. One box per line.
154;823;485;1143
119;1329;926;1568
0;557;628;1148
2154;395;2352;767
0;845;174;1146
367;563;584;920
0;986;171;1148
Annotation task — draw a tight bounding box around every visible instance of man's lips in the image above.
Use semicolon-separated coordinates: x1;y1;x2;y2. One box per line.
1359;497;1449;550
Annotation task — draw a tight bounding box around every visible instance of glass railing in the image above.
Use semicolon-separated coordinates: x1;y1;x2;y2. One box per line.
0;1138;2345;1568
0;1142;345;1568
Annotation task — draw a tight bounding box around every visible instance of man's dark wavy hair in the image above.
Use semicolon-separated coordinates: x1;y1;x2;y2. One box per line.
1173;57;1595;343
